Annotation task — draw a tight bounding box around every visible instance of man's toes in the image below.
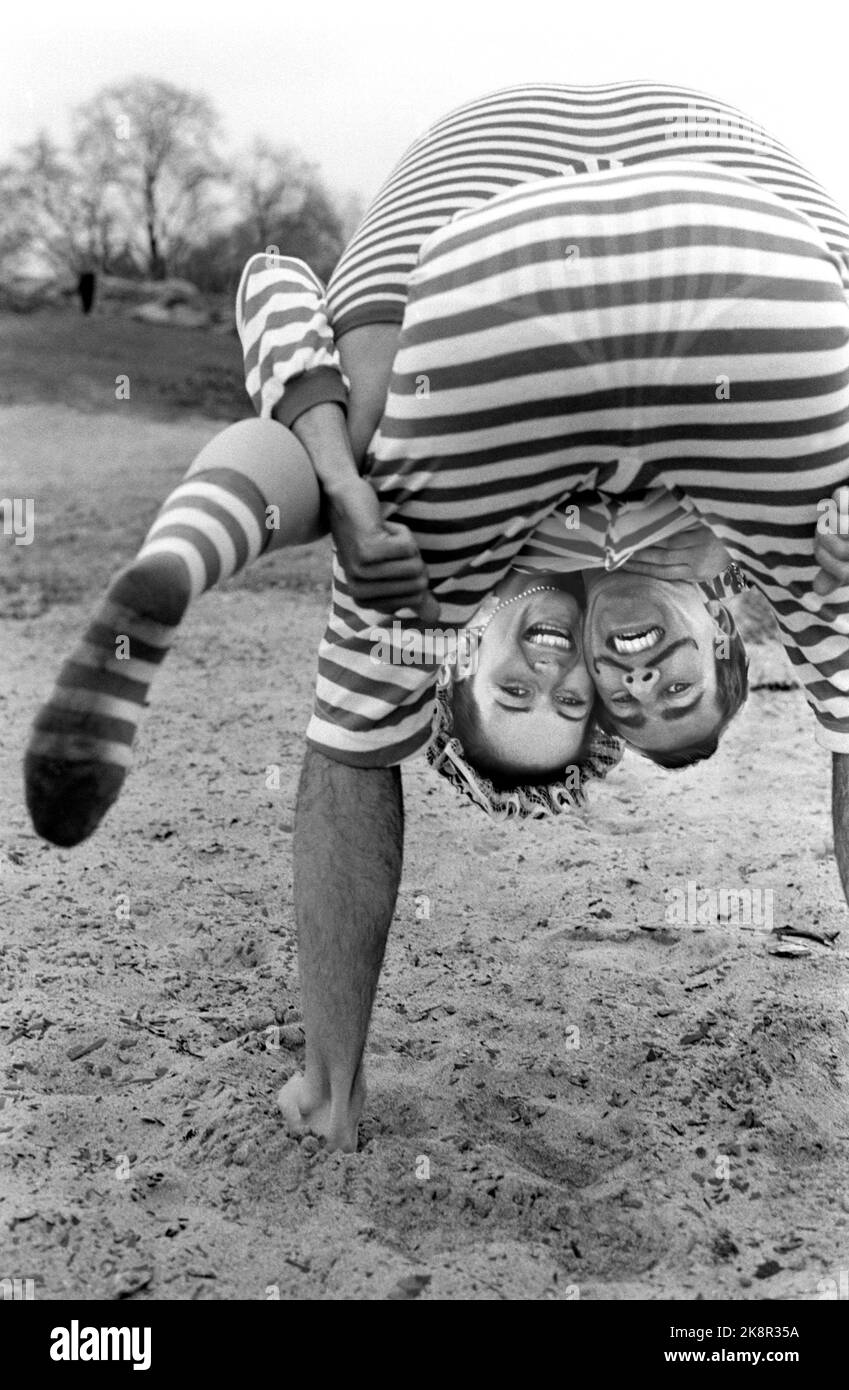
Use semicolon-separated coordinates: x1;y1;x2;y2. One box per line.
277;1076;307;1130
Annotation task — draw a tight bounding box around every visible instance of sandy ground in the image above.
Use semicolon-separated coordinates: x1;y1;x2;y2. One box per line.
2;404;849;1301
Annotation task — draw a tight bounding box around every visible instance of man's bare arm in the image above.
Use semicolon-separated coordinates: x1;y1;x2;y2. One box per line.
337;324;400;464
289;400;362;502
279;748;404;1151
289;395;438;619
286;321;400;485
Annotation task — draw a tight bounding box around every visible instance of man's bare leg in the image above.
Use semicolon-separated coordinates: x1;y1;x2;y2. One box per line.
831;753;849;908
279;749;403;1152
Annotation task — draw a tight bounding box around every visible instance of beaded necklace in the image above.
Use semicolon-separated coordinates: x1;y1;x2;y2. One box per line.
474;584;562;634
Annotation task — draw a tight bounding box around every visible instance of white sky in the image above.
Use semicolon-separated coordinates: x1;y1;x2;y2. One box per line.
3;0;848;214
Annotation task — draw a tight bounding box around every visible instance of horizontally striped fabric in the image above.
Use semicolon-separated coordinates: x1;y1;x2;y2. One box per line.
305;160;849;763
236;253;349;426
235;83;849;764
238;82;849;428
138;466;270;597
514;487;702;574
325;82;849;335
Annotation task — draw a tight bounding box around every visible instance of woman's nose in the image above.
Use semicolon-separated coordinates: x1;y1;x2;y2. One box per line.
623;667;660;702
530;651;572;674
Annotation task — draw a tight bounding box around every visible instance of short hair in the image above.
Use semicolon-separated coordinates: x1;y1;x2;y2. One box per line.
598;602;749;769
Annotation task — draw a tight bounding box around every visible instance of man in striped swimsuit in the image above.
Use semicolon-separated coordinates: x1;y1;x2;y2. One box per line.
25;85;849;1150
265;88;849;1148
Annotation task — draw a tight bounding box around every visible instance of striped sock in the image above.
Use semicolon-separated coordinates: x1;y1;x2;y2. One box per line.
137;465;270;597
24;466;271;847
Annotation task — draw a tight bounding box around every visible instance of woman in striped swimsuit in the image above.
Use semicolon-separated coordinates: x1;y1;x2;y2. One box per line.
25;82;849;842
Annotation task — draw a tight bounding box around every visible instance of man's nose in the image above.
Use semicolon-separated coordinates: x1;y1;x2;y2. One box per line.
622;667;660;703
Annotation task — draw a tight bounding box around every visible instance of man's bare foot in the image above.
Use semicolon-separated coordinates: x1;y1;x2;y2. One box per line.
277;1068;366;1153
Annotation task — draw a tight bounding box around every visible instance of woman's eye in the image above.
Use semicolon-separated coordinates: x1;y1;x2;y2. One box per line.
667;682;691;695
501;685;529;698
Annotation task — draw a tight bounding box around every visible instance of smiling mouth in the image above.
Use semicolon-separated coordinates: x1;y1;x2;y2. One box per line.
523;621;574;650
610;626;664;655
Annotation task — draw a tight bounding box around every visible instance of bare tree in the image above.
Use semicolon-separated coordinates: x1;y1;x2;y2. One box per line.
226;140;346;280
234;138;313;247
2;132;117;277
74;77;223;278
0;80;354;300
273;178;346;281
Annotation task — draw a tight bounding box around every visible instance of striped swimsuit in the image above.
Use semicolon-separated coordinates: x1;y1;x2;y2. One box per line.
236;83;849;766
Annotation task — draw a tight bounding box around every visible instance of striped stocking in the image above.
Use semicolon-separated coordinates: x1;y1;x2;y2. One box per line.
25;465;272;846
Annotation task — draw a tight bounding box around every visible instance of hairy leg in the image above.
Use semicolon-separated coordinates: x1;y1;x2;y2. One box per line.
25;419;323;846
832;753;849;909
279;748;403;1152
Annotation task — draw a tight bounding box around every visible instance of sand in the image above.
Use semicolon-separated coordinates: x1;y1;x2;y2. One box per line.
1;405;848;1300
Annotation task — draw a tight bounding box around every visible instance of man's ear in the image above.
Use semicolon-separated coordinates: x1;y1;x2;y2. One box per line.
705;598;734;635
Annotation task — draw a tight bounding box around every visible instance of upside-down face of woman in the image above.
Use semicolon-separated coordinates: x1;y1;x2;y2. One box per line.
450;571;595;783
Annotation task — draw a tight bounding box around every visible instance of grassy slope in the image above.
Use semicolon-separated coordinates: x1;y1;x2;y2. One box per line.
0;309;332;618
0;306;248;421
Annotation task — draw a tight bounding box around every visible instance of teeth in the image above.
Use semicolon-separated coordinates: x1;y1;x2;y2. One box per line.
525;625;572;649
612;626;662;655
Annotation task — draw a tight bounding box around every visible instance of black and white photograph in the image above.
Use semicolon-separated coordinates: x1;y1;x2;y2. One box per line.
2;0;848;1339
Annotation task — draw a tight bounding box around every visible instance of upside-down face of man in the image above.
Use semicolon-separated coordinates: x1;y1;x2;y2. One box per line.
583;570;731;756
452;572;595;779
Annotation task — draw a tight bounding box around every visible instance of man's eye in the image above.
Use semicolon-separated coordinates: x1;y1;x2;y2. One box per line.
501;685;530;698
556;694;586;708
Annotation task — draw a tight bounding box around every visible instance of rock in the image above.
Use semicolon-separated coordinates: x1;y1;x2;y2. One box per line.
131;301;210;329
111;1268;153;1299
680;1024;710;1045
99;275;203;307
0;275;69;312
67;1037;107;1061
774;924;839;947
712;1232;739;1260
386;1272;432;1300
767;938;812;958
